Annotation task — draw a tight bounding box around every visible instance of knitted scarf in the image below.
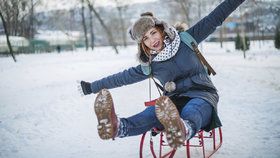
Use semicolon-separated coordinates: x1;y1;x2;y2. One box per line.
152;28;180;62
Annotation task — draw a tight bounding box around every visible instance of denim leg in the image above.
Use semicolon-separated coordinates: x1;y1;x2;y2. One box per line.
118;106;163;138
180;98;213;138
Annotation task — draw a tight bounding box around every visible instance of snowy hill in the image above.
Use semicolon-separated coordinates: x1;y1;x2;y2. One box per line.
0;41;280;158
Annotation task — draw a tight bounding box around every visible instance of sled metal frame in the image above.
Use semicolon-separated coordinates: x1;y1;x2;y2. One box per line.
139;127;222;158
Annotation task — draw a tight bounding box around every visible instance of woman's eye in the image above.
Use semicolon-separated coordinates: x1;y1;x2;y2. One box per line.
151;31;156;35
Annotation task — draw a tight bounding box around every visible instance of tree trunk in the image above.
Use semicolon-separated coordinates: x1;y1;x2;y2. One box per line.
86;0;119;54
219;26;223;48
239;7;246;59
81;0;89;50
88;6;95;50
29;0;35;38
117;6;127;47
0;11;17;62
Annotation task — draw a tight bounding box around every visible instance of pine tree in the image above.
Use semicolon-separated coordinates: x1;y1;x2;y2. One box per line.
235;33;250;51
235;34;242;50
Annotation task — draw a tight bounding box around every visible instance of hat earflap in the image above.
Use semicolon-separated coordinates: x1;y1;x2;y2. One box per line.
128;27;136;41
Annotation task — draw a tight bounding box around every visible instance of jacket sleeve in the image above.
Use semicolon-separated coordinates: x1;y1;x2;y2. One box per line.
187;0;245;44
90;65;149;94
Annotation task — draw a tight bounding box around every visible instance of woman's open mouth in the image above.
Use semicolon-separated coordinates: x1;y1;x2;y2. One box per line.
153;41;160;48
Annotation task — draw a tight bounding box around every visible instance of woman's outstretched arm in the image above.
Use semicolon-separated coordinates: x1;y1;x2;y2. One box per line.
187;0;245;44
90;65;149;94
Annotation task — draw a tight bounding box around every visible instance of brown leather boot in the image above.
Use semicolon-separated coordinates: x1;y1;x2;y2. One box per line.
155;96;187;148
94;89;118;140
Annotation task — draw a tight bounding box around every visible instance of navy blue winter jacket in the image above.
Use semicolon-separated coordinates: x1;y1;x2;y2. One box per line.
90;0;245;131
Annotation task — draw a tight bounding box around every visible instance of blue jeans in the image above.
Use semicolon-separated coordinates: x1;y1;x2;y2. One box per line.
118;98;213;138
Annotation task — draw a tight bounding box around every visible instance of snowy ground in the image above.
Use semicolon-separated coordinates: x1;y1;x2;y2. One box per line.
0;41;280;158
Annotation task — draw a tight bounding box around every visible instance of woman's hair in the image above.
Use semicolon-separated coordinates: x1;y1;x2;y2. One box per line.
139;25;166;63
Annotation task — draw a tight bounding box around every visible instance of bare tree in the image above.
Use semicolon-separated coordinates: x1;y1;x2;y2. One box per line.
86;0;119;54
175;0;191;24
0;0;31;62
87;1;95;50
0;0;21;36
81;0;89;50
26;0;39;38
0;11;17;62
114;0;129;47
21;0;38;38
0;0;39;38
88;9;95;50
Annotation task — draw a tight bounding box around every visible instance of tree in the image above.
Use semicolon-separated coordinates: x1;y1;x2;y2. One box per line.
238;6;250;59
114;0;129;47
26;0;39;39
0;0;30;62
88;6;95;50
84;0;96;50
0;0;40;62
0;0;40;38
81;0;89;50
175;0;191;24
86;0;119;54
275;25;280;50
235;33;250;51
0;11;17;62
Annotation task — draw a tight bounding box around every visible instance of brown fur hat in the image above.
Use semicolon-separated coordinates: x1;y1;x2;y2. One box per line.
129;12;180;63
129;12;175;43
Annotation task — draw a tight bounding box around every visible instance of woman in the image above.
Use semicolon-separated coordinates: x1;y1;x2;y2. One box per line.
80;0;245;148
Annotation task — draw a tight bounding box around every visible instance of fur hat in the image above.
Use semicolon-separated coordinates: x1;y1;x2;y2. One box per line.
129;12;175;43
129;12;178;63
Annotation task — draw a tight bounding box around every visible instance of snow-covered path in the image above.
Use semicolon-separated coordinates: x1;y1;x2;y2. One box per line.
0;41;279;158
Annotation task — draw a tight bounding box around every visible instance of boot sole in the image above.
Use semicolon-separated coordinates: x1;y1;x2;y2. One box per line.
155;96;186;148
94;89;115;140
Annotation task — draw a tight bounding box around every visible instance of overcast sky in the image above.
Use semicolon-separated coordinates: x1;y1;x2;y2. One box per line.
37;0;157;11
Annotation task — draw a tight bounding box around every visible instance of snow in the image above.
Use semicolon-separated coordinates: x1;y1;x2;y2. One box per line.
0;41;280;158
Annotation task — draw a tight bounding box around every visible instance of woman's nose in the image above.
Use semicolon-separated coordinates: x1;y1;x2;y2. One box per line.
150;38;156;44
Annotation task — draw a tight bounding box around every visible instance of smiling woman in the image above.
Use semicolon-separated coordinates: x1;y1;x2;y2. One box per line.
79;0;245;150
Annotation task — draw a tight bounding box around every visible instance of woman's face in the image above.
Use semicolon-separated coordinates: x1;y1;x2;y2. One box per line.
142;27;164;52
